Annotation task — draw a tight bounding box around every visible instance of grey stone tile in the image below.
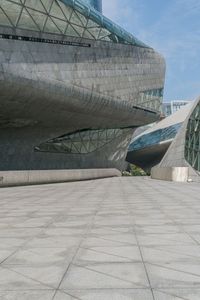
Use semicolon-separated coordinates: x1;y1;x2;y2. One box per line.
155;245;200;259
0;178;200;297
141;246;196;263
0;249;16;263
54;290;79;299
137;233;195;246
0;228;41;238
81;237;131;248
82;262;149;288
61;289;154;299
60;262;149;289
146;263;200;288
25;236;81;248
0;237;27;249
153;290;186;299
0;266;49;290
15;217;52;228
90;226;132;235
153;288;200;300
135;225;181;234
80;246;142;262
60;264;134;289
73;247;132;265
0;290;54;300
4;247;74;266
4;264;68;288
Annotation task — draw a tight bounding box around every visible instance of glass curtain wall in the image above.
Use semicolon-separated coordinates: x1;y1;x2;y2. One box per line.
0;0;147;46
185;102;200;172
35;128;132;154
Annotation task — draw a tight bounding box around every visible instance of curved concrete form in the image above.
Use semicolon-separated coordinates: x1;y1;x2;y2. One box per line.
0;0;165;173
126;103;193;173
151;96;200;182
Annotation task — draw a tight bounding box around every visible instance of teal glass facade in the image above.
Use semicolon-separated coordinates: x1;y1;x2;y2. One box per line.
129;123;182;152
35;128;132;154
185;102;200;172
0;0;148;46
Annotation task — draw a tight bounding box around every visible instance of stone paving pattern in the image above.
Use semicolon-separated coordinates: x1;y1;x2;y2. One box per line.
0;177;200;299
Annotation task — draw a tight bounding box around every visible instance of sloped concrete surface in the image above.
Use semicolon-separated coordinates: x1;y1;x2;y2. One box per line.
0;177;200;299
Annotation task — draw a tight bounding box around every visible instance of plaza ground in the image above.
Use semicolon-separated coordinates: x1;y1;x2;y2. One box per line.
0;177;200;299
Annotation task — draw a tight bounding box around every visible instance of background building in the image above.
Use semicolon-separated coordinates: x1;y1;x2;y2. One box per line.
163;100;190;117
0;0;165;175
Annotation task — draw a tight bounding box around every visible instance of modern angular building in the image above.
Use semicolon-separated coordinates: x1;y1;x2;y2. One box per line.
0;0;165;174
126;103;193;173
163;100;190;117
152;96;200;182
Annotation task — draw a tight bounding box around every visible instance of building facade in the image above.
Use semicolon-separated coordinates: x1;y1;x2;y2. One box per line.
0;0;165;171
152;96;200;182
126;103;193;173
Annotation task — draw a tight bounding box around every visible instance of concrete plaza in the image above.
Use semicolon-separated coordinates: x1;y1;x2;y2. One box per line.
0;177;200;299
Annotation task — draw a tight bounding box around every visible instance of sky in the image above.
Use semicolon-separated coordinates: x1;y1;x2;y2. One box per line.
103;0;200;102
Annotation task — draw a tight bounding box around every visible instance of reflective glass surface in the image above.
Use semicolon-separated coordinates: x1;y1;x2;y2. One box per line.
137;88;164;113
185;102;200;172
83;0;102;12
35;128;132;154
129;123;182;152
0;0;148;46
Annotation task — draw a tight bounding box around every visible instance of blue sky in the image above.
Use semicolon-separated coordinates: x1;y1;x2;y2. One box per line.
103;0;200;102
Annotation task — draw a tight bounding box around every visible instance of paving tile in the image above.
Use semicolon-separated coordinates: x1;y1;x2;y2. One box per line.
146;263;200;288
0;266;49;290
4;264;68;288
24;236;81;248
0;290;54;300
0;237;27;249
3;247;74;266
81;245;142;261
155;245;200;258
153;288;200;300
81;236;131;247
153;290;186;299
54;290;80;299
0;178;200;297
84;262;149;287
73;247;132;265
141;246;197;263
137;233;195;246
0;249;16;263
61;289;154;299
60;263;147;289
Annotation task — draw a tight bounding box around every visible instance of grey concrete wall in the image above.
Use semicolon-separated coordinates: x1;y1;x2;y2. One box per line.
151;167;189;182
0;127;133;171
0;168;121;187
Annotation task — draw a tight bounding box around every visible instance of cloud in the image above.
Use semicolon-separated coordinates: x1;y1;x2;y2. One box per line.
103;0;141;31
